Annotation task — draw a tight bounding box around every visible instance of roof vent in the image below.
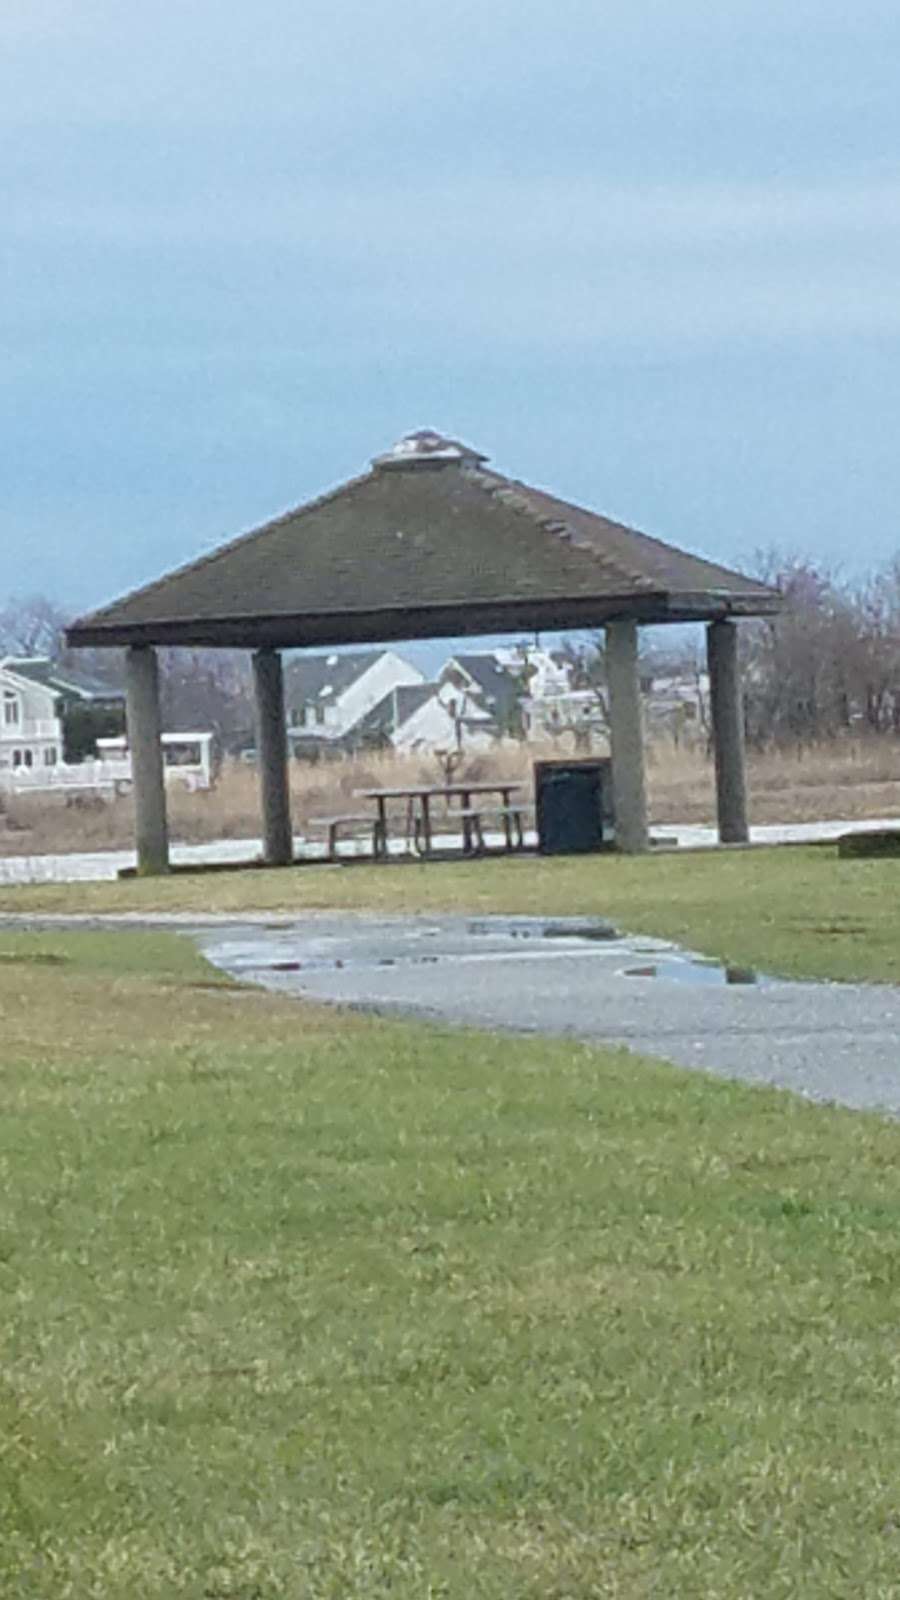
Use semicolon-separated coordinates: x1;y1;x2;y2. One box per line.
372;429;488;471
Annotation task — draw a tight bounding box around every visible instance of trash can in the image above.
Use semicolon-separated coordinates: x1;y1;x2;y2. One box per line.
534;758;612;855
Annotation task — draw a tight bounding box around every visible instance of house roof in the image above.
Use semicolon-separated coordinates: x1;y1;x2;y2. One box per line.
283;649;387;705
444;653;520;709
67;431;780;651
351;682;441;744
1;656;124;701
392;683;440;726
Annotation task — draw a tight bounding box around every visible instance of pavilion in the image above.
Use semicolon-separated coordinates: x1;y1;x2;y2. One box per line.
67;429;781;873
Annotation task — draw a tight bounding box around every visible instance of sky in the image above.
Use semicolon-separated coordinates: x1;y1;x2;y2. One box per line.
3;0;900;622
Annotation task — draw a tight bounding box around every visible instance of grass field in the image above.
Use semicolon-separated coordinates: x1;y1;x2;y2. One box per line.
3;928;900;1596
5;934;896;1593
1;844;898;985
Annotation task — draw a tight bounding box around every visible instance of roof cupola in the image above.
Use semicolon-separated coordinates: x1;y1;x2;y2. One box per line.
371;429;488;471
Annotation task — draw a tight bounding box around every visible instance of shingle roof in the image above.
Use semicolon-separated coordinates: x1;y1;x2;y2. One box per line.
392;683;440;725
284;649;386;706
353;682;441;743
444;653;520;709
2;656;124;701
67;432;780;650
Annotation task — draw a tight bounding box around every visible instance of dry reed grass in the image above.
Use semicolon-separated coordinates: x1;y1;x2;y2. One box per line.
1;736;898;856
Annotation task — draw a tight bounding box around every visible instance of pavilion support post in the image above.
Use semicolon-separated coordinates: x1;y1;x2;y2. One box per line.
252;647;293;866
707;620;749;844
125;645;169;876
605;619;649;853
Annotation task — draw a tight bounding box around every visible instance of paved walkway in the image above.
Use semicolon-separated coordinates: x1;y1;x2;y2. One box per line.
3;907;897;1114
188;913;900;1115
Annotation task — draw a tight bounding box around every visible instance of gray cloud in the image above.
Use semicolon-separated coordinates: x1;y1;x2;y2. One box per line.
2;0;899;602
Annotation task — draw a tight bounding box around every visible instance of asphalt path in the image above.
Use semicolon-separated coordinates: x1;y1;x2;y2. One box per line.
2;908;897;1113
192;912;900;1115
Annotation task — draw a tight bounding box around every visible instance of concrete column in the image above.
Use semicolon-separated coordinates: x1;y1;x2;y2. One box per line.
605;619;649;853
125;645;169;875
252;647;293;866
707;620;749;844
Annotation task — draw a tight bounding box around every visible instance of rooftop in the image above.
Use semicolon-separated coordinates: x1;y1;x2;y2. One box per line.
2;655;124;701
284;649;391;705
443;652;521;709
68;431;780;651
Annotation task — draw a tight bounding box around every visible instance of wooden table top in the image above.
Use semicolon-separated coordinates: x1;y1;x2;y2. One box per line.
357;782;522;801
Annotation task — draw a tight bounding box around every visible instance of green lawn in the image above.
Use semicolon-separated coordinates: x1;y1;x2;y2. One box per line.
0;844;898;982
4;929;900;1596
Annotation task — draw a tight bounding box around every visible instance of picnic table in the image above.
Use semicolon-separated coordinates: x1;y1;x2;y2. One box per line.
357;781;526;857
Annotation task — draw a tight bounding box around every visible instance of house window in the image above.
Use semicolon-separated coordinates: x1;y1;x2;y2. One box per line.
13;748;33;768
3;692;20;726
315;704;325;726
44;747;58;766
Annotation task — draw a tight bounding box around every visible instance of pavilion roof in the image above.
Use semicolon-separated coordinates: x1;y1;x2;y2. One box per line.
67;431;780;650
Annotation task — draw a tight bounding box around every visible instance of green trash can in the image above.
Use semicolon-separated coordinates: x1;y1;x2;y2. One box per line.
534;759;612;854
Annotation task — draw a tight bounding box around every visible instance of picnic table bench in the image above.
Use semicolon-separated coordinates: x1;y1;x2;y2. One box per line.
308;812;387;861
357;782;529;858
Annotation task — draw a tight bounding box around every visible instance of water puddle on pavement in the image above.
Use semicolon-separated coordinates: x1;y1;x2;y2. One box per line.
205;916;783;990
465;918;618;942
622;957;768;987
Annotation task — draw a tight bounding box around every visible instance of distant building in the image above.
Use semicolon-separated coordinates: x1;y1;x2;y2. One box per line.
437;653;523;737
284;649;425;755
0;656;124;776
354;682;497;755
641;669;710;740
95;733;216;791
277;644;708;760
494;645;572;700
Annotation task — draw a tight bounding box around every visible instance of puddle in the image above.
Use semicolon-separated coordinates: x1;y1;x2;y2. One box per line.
541;920;619;942
209;916;781;992
466;917;617;942
622;958;767;987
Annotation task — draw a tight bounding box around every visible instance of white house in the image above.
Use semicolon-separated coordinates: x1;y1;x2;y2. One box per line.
437;653;523;736
353;682;497;755
494;645;573;700
397;690;496;754
438;646;606;745
492;646;606;741
0;656;123;778
284;650;425;750
641;669;710;740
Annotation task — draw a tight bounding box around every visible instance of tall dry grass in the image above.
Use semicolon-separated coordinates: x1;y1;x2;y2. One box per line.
1;735;898;856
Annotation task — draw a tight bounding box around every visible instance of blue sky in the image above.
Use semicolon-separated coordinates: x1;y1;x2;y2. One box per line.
3;0;899;616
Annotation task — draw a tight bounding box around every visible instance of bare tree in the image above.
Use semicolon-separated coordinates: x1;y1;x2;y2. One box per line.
0;594;70;658
742;551;900;747
849;559;900;733
158;648;254;750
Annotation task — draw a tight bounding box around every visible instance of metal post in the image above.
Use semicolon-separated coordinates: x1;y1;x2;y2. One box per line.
605;619;649;853
125;645;169;875
707;620;749;844
252;648;293;865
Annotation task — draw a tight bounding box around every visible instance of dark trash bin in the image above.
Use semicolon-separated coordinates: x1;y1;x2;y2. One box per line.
534;758;613;855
